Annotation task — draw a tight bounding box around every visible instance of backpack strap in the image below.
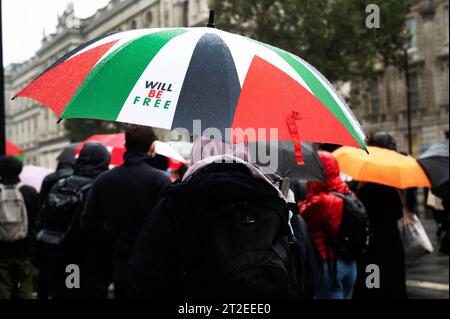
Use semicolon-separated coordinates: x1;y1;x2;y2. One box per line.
61;177;93;241
0;183;25;201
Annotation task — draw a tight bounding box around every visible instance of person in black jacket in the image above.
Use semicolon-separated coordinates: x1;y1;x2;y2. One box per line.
353;132;407;299
128;138;321;299
353;183;407;299
81;125;170;299
36;142;111;299
36;145;76;299
0;156;39;299
39;144;77;203
128;165;281;298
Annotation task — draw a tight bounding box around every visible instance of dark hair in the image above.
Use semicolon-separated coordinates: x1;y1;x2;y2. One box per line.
125;125;158;153
0;155;23;180
368;131;397;151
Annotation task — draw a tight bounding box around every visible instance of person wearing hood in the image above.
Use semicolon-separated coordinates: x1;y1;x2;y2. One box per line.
0;156;39;299
299;151;357;299
35;145;77;299
127;138;318;299
35;142;111;299
352;133;407;299
81;125;170;299
39;144;77;203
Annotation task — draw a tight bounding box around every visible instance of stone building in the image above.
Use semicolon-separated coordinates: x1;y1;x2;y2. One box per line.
4;0;209;168
355;0;449;155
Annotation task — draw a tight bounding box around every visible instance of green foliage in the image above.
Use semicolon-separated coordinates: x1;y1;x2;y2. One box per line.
211;0;410;83
64;118;125;142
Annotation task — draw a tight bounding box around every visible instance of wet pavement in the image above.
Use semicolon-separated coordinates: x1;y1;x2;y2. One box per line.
406;217;449;299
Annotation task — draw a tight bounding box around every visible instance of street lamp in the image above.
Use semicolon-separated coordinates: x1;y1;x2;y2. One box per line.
400;29;413;155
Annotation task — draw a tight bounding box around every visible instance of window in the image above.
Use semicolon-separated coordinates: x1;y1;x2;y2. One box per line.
165;10;170;26
406;18;417;49
130;20;137;29
146;11;153;27
369;80;380;116
408;71;420;110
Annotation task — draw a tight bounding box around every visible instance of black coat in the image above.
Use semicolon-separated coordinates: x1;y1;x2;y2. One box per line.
40;167;73;204
128;165;321;299
81;151;170;282
353;183;407;299
0;178;39;260
41;142;111;299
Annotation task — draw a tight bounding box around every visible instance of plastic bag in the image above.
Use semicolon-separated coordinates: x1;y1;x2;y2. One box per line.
400;213;434;260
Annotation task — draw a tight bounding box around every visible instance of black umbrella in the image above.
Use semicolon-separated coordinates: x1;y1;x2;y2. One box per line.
249;141;325;182
418;140;449;201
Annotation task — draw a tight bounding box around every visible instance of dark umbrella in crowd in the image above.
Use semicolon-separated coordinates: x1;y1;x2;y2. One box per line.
250;141;325;182
418;139;449;202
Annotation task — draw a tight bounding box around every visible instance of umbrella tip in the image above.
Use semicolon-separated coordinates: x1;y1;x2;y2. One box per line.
207;9;215;28
57;118;63;125
11;96;16;101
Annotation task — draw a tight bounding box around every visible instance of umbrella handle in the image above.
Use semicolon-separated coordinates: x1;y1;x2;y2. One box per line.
286;111;304;165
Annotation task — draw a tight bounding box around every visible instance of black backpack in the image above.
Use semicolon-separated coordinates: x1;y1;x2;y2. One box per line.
330;191;370;260
33;176;92;260
178;166;305;299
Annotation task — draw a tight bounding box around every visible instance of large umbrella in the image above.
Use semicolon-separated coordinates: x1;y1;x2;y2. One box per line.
418;140;449;201
75;133;185;169
19;165;54;192
333;146;431;189
14;27;366;164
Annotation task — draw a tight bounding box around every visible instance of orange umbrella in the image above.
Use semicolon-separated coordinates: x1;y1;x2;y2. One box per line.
332;146;431;189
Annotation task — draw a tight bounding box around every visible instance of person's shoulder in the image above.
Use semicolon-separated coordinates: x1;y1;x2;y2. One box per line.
18;184;38;197
307;192;343;208
300;193;327;210
136;162;170;180
149;168;171;186
92;167;119;183
42;172;57;183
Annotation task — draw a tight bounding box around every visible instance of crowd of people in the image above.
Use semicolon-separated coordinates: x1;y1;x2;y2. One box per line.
0;125;448;299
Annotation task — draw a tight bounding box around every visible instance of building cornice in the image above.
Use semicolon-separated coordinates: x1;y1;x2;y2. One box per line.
82;0;155;33
37;28;84;56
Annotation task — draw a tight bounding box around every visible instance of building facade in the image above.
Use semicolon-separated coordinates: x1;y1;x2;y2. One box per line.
5;0;209;168
355;0;449;155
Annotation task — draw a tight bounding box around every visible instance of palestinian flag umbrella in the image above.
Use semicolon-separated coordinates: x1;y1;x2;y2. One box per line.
14;27;366;163
6;140;24;160
74;133;185;169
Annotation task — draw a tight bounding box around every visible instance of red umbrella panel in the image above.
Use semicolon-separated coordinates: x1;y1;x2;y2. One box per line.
6;140;24;158
74;133;185;169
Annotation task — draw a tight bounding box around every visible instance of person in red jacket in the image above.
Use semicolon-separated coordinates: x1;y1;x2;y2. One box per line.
299;151;357;299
